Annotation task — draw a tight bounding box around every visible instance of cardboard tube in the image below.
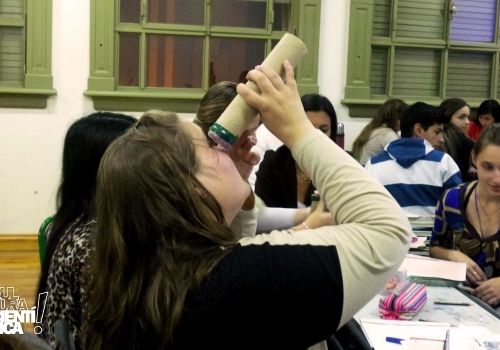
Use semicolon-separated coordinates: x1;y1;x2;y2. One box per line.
208;33;307;149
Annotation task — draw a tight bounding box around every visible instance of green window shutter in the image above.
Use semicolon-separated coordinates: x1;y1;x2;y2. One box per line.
446;51;492;98
370;46;388;95
344;0;373;100
373;0;391;37
0;0;55;108
345;0;500;117
1;0;23;17
0;27;23;84
395;0;445;40
393;47;441;97
295;0;321;95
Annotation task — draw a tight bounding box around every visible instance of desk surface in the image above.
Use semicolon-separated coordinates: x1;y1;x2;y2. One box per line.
353;286;500;333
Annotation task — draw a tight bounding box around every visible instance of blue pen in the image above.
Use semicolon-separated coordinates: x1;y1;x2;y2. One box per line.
386;337;405;344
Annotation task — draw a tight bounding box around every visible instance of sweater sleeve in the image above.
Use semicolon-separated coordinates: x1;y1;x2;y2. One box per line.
291;129;412;327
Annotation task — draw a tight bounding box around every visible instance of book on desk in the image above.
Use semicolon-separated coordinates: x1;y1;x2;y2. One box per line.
407;215;434;257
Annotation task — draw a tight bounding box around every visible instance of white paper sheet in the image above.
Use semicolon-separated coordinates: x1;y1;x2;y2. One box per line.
359;318;449;350
400;254;466;281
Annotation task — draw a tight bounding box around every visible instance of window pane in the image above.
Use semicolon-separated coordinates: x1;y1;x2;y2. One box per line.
273;0;292;32
210;37;265;85
370;47;388;95
0;0;23;19
118;33;140;86
393;47;441;96
212;0;266;29
396;0;445;40
147;35;203;88
148;0;204;25
0;27;23;84
373;0;391;37
450;0;496;43
447;51;492;98
120;0;140;23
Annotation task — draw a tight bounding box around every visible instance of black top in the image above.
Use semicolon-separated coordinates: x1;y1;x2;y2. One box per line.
255;145;316;208
444;127;476;182
175;242;344;349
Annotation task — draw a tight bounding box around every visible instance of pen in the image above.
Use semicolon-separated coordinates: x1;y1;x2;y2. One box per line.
386;337;404;344
386;336;444;344
434;301;470;306
410;337;444;342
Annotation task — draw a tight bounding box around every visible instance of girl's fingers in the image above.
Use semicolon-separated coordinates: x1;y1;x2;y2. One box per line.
237;82;266;111
255;64;285;90
246;67;277;95
283;60;296;86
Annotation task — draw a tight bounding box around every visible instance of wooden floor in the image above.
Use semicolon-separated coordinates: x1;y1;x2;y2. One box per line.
0;234;40;332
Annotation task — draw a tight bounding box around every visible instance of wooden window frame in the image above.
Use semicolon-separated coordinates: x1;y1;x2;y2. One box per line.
85;0;321;112
343;0;500;118
0;0;55;109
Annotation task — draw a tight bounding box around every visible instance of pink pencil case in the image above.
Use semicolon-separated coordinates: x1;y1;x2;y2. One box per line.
379;280;427;320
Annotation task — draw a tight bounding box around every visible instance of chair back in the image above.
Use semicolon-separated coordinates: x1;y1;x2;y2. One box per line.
38;215;54;264
54;319;77;350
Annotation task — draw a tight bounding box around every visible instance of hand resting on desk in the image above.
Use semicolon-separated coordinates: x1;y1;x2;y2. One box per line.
472;277;500;307
430;247;487;285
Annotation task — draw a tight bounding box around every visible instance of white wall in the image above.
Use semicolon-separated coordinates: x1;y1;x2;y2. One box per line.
0;0;370;233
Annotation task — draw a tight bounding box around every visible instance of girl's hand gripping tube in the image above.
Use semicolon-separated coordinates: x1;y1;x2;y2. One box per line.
208;33;307;149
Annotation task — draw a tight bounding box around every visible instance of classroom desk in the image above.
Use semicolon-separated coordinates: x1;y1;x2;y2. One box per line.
329;286;500;350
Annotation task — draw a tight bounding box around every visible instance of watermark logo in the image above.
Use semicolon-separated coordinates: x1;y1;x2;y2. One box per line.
0;287;48;335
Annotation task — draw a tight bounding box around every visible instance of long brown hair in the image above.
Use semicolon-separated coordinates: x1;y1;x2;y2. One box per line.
85;110;238;349
352;99;408;158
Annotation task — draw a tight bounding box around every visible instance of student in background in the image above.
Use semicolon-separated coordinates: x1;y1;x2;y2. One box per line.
255;93;337;208
194;81;261;147
84;62;412;350
352;98;408;166
438;98;470;134
249;123;283;188
36;112;136;349
438;98;476;182
194;81;332;234
467;99;500;142
430;124;500;308
365;102;462;216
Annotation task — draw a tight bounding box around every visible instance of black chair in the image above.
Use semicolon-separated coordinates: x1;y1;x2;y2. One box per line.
327;319;372;350
54;319;76;350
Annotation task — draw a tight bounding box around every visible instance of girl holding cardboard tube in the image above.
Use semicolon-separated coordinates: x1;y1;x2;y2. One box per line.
85;61;412;349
